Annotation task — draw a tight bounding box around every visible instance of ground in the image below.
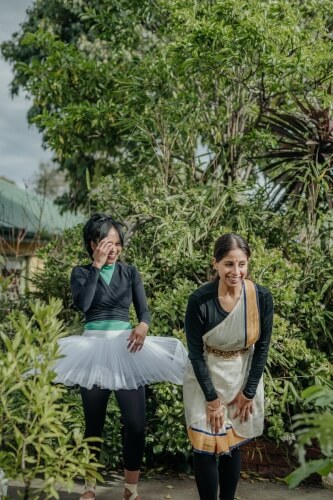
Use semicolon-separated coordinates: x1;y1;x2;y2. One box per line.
7;473;333;499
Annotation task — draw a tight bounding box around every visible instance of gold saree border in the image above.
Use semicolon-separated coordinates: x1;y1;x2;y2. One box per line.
188;426;251;455
244;279;260;347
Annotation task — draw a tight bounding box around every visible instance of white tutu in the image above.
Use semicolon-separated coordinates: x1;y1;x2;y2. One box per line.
53;329;188;390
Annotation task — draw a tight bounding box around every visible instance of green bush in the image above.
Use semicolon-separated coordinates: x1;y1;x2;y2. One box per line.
286;385;333;487
21;173;331;470
1;0;332;481
0;298;102;499
145;383;191;468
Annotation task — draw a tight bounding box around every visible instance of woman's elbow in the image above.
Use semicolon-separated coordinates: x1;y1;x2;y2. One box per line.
188;352;204;363
73;297;90;313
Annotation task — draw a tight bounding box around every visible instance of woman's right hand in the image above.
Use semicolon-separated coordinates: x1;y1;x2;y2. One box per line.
92;238;112;268
206;399;224;434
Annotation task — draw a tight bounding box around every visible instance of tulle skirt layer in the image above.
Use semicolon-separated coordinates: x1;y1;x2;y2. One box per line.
53;329;188;390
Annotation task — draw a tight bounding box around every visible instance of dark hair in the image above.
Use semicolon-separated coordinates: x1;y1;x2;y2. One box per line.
213;233;251;262
83;212;124;258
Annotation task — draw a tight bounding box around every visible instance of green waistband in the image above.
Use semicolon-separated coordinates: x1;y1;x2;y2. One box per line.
85;320;132;331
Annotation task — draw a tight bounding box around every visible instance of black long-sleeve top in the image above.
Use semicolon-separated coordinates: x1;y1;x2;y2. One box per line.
185;280;273;402
70;262;151;325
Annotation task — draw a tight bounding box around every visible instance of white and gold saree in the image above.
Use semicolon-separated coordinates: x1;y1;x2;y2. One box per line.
183;280;264;454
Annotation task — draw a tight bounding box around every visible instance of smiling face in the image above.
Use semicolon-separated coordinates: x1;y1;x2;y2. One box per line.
91;227;122;265
213;248;249;288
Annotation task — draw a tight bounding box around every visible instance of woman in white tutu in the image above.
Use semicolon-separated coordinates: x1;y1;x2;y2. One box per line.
53;213;188;500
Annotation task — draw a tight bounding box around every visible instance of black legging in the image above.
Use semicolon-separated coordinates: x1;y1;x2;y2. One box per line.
193;448;241;500
80;385;146;471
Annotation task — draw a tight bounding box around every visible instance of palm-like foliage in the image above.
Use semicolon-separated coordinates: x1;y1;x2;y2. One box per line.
260;100;333;217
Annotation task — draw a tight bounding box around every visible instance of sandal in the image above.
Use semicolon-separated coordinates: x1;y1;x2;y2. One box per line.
123;486;140;500
79;483;96;500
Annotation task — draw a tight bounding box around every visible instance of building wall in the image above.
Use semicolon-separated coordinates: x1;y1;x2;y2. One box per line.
0;239;46;295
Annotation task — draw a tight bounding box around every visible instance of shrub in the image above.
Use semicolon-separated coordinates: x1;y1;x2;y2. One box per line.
0;298;102;499
287;385;333;487
16;174;332;469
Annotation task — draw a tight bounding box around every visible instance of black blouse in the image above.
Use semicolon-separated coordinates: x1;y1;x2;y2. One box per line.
185;280;273;401
70;262;151;325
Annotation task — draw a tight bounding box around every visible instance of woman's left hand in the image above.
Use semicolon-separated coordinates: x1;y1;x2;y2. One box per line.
127;322;148;353
228;392;253;423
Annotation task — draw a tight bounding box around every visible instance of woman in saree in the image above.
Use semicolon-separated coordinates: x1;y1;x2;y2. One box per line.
183;233;273;500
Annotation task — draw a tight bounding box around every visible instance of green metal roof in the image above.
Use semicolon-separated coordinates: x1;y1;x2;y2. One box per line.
0;178;84;237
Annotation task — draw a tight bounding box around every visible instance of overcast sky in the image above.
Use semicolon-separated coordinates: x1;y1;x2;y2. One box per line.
0;0;52;188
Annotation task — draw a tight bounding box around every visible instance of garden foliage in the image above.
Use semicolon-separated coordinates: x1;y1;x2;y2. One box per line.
1;0;333;482
0;297;102;498
286;385;333;487
28;174;333;469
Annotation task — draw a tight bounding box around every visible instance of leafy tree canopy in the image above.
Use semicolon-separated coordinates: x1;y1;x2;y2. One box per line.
2;0;333;210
